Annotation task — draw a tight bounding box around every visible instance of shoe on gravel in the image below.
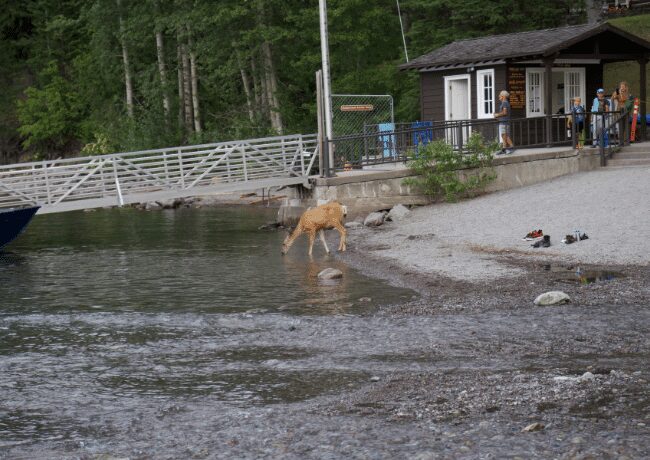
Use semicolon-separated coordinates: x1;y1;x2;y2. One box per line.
523;229;543;241
579;233;589;240
562;234;577;244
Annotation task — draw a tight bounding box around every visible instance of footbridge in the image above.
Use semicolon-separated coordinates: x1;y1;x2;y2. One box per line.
0;134;318;214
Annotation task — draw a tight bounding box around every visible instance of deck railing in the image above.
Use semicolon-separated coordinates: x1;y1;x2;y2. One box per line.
328;111;638;173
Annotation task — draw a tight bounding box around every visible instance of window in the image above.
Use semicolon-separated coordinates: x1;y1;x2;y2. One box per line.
525;67;585;118
526;69;544;117
564;69;585;113
476;69;495;119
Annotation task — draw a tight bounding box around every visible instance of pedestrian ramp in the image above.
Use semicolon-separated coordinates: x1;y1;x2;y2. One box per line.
0;134;318;214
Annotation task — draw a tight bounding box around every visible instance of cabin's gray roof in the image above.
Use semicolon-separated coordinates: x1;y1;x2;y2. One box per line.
400;22;650;71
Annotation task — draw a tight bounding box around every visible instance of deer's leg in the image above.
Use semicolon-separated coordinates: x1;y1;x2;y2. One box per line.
307;230;316;256
318;230;330;253
333;221;347;251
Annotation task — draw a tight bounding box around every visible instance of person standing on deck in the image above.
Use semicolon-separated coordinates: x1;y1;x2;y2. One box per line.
494;90;514;154
591;88;610;148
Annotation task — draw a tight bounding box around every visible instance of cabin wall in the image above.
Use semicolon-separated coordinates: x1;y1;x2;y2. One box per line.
419;65;507;122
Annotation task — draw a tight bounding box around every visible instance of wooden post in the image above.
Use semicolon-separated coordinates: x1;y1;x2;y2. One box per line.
640;56;648;141
544;57;554;147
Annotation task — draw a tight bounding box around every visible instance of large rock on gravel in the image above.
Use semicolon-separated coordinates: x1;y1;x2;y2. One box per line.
534;291;571;306
317;268;343;280
364;212;385;227
386;204;410;222
522;422;545;432
344;221;364;229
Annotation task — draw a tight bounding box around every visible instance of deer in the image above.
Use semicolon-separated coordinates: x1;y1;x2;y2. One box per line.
281;201;347;256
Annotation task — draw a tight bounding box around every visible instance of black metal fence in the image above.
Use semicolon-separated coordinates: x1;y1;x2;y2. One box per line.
326;110;643;173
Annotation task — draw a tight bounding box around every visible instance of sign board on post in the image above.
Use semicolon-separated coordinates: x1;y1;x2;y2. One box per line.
340;104;374;112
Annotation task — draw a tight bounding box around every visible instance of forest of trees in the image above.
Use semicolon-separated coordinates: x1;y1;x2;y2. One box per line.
0;0;587;163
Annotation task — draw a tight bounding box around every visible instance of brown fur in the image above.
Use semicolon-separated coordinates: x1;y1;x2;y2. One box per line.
281;202;347;256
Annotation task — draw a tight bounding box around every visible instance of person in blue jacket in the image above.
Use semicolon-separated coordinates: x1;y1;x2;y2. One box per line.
590;88;610;147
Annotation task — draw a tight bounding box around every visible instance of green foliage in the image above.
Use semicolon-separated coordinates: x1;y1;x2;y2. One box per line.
1;0;584;161
403;132;497;202
16;61;85;158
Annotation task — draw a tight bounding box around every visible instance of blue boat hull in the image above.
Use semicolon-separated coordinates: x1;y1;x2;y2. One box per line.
0;206;40;248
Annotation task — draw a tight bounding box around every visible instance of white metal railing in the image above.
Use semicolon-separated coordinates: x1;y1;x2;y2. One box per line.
0;133;318;213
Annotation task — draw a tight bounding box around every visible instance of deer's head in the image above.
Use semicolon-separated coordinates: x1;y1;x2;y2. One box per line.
280;228;294;255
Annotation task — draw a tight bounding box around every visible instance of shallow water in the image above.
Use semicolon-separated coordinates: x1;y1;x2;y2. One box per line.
0;207;415;447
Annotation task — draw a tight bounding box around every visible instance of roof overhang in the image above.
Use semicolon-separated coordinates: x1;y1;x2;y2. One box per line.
418;59;505;72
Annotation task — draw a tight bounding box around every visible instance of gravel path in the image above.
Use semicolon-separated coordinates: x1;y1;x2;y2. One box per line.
359;166;650;281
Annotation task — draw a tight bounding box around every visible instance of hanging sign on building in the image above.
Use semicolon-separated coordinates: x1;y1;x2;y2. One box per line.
508;67;526;110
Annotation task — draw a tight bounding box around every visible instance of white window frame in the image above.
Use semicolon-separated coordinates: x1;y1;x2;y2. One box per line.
526;68;545;118
476;69;495;119
443;74;472;121
525;67;586;118
563;68;586;115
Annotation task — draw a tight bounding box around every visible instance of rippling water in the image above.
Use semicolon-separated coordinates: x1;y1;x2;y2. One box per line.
0;206;415;448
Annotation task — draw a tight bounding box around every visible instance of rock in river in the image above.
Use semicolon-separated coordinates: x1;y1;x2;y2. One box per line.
364;212;385;227
386;204;411;222
318;268;343;280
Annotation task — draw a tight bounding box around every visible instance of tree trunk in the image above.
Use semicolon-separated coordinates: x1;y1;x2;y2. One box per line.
156;30;170;119
235;46;255;123
179;31;194;134
188;30;201;133
262;41;283;134
251;56;264;118
117;0;134;118
176;39;184;128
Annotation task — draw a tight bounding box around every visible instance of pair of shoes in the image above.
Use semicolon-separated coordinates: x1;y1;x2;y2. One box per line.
522;229;543;241
532;235;551;248
506;148;515;154
496;148;507;155
562;234;577;244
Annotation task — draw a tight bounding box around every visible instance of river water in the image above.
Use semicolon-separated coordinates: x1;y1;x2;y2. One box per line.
0;207;415;453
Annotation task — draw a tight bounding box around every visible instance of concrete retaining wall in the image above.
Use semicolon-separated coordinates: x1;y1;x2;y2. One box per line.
278;149;602;223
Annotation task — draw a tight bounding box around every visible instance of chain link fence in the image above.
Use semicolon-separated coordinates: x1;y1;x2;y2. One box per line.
331;94;394;138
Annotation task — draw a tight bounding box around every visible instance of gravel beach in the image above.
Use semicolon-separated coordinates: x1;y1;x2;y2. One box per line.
354;166;650;282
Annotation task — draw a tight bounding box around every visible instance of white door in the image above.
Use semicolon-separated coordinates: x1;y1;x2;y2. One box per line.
447;78;470;120
444;75;471;147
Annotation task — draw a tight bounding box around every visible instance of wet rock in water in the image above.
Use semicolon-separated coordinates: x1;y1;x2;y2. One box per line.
522;422;545;432
386;204;411;222
358;297;372;302
258;222;281;230
145;201;162;211
318;268;343;280
364;212;386;227
345;221;364;229
534;291;571;306
161;198;184;209
578;371;595;382
370;376;380;382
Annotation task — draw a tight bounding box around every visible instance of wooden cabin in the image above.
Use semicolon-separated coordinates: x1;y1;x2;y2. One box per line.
400;22;649;143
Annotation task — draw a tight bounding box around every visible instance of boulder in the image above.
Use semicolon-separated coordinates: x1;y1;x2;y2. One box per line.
533;291;571;306
364;211;386;227
522;422;545;432
386;204;411;222
317;268;343;280
145;201;162;211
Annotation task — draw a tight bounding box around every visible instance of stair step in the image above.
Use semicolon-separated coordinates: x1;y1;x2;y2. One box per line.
613;152;650;160
607;158;650;167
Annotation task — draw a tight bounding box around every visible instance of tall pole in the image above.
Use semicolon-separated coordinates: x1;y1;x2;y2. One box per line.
396;0;409;62
319;0;334;175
